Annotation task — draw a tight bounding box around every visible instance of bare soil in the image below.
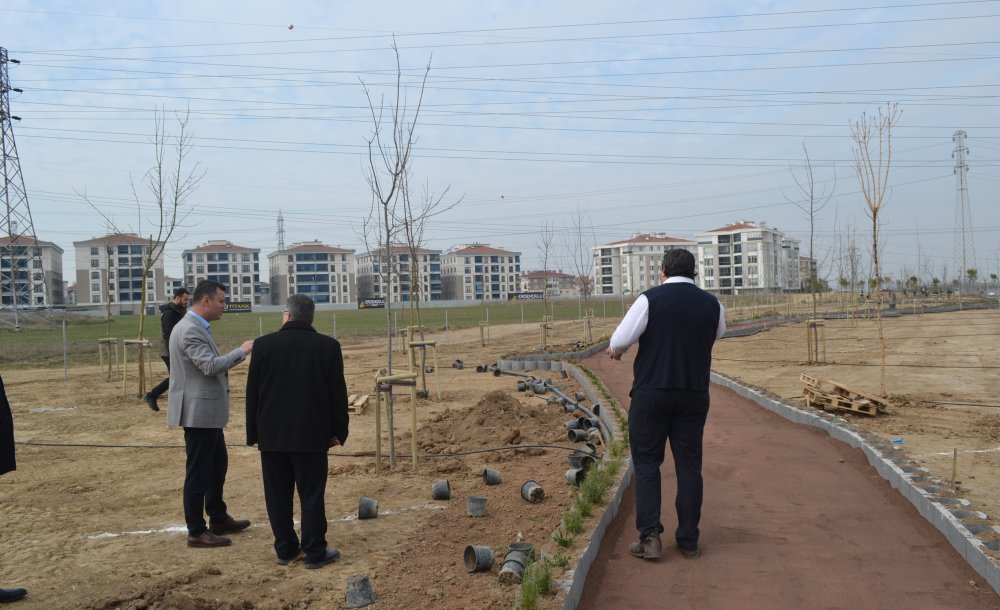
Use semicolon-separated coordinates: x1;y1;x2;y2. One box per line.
2;307;998;609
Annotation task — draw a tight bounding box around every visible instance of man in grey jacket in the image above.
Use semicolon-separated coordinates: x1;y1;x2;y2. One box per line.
168;280;254;548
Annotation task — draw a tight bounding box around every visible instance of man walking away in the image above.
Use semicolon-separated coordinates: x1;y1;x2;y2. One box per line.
246;294;349;569
144;287;190;412
606;249;726;561
1;373;28;603
168;280;254;549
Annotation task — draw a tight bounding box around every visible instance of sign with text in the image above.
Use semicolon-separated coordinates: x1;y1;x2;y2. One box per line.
508;291;543;301
358;297;386;309
225;301;253;313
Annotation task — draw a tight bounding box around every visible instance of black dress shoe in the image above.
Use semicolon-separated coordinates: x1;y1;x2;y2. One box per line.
143;394;160;412
209;517;251;536
187;531;231;548
0;587;27;603
305;548;341;570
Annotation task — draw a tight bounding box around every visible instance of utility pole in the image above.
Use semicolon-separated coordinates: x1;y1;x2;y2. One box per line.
1;47;46;330
952;130;975;294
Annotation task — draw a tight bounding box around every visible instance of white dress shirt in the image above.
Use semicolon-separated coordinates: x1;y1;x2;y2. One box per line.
608;277;727;357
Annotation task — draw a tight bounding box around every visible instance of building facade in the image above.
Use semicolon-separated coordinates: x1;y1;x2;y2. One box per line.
441;244;521;301
182;240;262;305
267;241;355;306
356;245;442;303
73;233;164;311
592;233;697;296
1;236;64;307
163;276;184;298
519;270;575;296
695;221;800;295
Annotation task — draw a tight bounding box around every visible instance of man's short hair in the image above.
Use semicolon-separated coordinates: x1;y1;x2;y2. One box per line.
192;280;226;303
662;249;697;280
286;293;315;325
173;286;190;299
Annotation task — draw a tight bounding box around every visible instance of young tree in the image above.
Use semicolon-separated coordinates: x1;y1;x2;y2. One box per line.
785;142;834;319
851;102;900;395
536;220;556;349
562;209;596;342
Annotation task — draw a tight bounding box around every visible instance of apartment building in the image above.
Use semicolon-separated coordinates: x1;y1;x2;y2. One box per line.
441;244;521;301
163;276;184;298
182;240;262;305
696;221;800;294
267;241;355;306
519;270;575;296
1;235;64;307
591;233;697;296
73;233;164;311
356;245;442;303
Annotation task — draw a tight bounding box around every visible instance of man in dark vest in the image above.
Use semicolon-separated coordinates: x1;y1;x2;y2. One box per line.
606;248;726;561
246;294;349;569
144;287;190;412
1;373;28;603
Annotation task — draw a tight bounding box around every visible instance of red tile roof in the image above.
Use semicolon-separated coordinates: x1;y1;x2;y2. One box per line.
187;240;256;253
284;241;354;254
73;233;151;247
605;234;694;246
447;244;519;256
0;235;62;250
705;222;757;233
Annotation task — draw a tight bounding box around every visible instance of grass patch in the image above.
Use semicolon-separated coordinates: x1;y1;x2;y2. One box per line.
564;507;584;534
516;554;552;610
552;527;574;549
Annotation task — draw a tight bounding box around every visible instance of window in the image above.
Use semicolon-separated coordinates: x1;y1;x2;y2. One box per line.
90;247;99;256
91;282;100;292
91;271;100;280
91;259;100;268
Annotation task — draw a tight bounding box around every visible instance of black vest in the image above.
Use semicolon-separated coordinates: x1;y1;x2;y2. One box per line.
632;281;720;392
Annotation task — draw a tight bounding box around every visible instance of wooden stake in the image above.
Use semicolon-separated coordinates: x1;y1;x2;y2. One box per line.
952;447;959;492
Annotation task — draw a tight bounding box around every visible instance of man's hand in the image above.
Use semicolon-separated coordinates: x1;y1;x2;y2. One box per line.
240;339;254;354
329;436;341;447
606;346;622;361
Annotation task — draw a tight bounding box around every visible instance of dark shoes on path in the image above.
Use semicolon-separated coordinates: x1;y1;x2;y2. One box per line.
209;517;251;536
305;548;341;570
0;587;27;603
143;393;159;412
276;550;303;566
628;534;663;560
187;531;231;548
679;546;701;560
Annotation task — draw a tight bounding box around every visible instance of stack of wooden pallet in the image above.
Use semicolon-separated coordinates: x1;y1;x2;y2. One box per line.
800;373;890;417
346;394;369;414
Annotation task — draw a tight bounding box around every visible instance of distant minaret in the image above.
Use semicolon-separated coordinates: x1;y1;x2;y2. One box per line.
1;47;46;329
952;130;975;292
277;210;286;252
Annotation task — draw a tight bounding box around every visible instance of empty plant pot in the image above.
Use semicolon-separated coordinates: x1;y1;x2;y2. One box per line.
520;480;545;504
574;391;587;401
565;468;586;486
532;382;547;394
498;557;526;585
345;573;376;608
431;479;451;500
563;419;581;431
464;545;494;572
560;370;569;379
567;429;589;442
507;542;536;560
483;468;502;485
452;359;464;370
577;416;599;429
563;403;578;414
516;380;528;392
568;452;596;470
467;495;488;517
475;365;486;373
358;496;379;519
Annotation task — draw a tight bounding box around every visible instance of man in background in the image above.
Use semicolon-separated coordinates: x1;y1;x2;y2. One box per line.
606;249;726;561
144;287;190;412
168;280;254;549
246;294;349;569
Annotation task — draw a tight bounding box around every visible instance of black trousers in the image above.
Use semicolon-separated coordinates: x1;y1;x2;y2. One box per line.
149;356;171;399
260;451;329;563
628;387;710;550
183;427;230;536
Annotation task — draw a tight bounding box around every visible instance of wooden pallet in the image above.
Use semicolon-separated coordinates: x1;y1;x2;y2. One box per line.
349;394;369;414
801;373;888;417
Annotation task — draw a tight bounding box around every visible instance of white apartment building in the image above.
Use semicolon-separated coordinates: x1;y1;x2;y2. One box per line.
696;221;800;294
163;276;184;298
519;270;575;296
592;233;697;296
267;241;355;306
182;240;262;305
73;233;164;311
356;245;442;303
1;236;63;307
441;244;521;301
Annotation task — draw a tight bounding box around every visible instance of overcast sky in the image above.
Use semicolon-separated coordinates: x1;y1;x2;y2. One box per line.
2;0;999;284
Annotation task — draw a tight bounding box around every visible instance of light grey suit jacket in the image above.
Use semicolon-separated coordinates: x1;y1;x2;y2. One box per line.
166;314;248;429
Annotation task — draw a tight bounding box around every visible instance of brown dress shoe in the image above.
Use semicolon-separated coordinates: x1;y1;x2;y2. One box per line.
187;531;232;548
209;517;251;536
627;534;662;560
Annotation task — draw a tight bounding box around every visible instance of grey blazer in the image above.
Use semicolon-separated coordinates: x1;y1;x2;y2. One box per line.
166;314;247;429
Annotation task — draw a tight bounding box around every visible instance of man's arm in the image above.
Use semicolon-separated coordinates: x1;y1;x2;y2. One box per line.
245;347;260;447
606;294;649;360
181;329;250;377
716;301;727;340
328;343;350;446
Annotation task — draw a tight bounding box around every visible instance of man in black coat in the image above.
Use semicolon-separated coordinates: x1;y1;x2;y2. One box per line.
246;294;349;570
144;287;190;412
1;374;28;603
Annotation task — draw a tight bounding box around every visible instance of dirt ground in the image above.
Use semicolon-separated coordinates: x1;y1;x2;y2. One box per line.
1;307;998;609
0;317;621;610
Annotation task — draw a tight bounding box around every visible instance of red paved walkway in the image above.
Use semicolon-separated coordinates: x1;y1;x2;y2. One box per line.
579;351;1000;610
